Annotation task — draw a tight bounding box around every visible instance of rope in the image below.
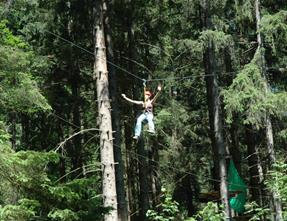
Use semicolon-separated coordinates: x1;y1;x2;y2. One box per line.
45;30;143;81
45;30;240;84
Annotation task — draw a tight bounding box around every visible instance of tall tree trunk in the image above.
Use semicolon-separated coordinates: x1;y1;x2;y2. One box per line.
204;58;231;220
21;114;29;149
71;67;83;175
66;1;83;176
94;1;118;220
137;138;149;221
229;119;242;173
245;125;264;204
149;139;160;207
104;1;128;220
125;122;138;221
254;0;283;220
125;1;140;219
202;1;231;219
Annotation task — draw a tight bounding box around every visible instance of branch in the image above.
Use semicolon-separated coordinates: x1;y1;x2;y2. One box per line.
54;128;100;152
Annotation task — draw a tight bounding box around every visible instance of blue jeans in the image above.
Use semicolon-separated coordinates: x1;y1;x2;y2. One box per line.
134;112;154;136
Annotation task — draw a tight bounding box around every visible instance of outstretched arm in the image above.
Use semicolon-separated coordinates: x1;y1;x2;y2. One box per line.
121;94;143;105
151;85;162;103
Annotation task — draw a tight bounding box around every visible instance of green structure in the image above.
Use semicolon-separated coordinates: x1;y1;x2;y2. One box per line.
228;160;247;213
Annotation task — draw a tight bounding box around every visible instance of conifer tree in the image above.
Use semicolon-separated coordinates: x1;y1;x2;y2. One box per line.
201;0;231;219
94;0;118;220
255;0;283;219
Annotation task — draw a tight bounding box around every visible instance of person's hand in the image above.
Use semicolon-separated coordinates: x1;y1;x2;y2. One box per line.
121;93;126;98
157;85;162;91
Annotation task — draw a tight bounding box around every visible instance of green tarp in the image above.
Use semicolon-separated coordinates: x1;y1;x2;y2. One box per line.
227;160;247;213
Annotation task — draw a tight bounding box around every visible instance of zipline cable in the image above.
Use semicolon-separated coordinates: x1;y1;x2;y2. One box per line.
46;30;143;81
45;30;279;192
45;30;240;84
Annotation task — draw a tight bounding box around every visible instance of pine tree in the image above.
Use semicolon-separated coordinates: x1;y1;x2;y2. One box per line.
94;0;118;220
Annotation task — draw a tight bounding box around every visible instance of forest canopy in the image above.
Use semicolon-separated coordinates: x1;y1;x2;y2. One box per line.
0;0;287;221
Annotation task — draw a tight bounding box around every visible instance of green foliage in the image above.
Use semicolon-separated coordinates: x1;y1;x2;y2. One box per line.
209;0;227;12
185;202;224;221
0;127;105;221
265;161;287;203
146;188;182;221
48;209;79;221
200;30;233;54
277;128;287;141
0;199;40;221
223;51;287;128
261;10;287;54
234;0;254;27
0;20;27;48
0;145;59;191
156;100;197;146
223;62;267;127
0;121;11;144
244;202;270;221
0;145;105;220
0;22;51;113
0;68;51;113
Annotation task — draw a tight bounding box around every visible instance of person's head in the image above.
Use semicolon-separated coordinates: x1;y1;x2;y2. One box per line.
145;90;152;99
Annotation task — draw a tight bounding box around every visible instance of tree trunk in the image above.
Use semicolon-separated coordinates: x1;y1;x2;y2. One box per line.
149;140;161;207
254;0;283;220
125;1;140;219
204;39;231;221
65;1;83;177
71;65;83;176
125;122;138;221
245;125;264;204
202;1;231;219
104;0;128;220
229;119;242;174
137;138;149;221
94;1;118;220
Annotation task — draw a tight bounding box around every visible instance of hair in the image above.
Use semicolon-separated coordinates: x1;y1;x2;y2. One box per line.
145;90;152;96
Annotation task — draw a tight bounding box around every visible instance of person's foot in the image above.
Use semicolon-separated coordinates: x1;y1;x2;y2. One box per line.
133;135;139;140
147;129;155;134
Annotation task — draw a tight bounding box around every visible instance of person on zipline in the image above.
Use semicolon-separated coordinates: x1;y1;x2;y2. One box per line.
121;85;162;139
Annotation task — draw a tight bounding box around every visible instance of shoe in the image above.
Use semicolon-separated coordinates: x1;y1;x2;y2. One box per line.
147;129;155;134
133;135;139;140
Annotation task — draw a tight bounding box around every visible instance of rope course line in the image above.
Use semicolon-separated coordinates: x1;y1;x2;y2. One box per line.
47;30;280;85
45;30;241;83
46;30;143;81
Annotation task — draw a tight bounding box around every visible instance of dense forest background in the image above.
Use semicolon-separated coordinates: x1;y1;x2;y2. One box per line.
0;0;287;220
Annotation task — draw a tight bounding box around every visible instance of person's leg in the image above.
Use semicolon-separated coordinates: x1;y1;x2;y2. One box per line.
146;113;155;133
134;113;146;138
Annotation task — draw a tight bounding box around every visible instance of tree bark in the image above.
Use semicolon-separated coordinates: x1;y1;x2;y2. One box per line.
245;125;264;204
104;0;128;220
125;1;140;219
94;0;118;220
71;64;83;176
137;138;149;221
204;38;231;221
254;0;283;220
202;0;231;219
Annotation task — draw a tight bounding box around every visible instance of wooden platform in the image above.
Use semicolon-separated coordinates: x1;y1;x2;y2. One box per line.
199;190;242;202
